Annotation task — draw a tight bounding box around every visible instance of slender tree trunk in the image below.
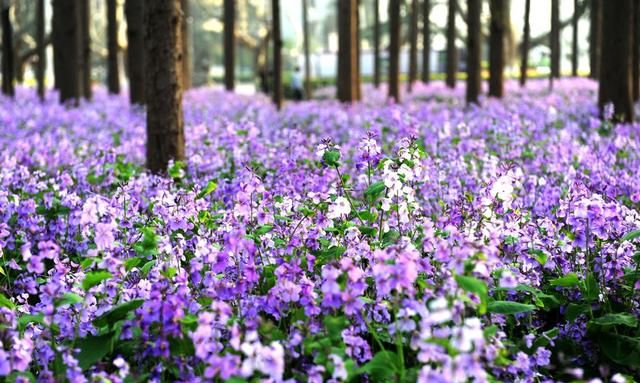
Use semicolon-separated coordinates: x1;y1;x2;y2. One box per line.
407;0;418;92
224;0;235;91
571;0;578;76
126;0;145;104
302;0;312;98
589;0;601;79
520;0;530;86
337;0;360;102
489;0;507;98
422;0;431;83
36;0;45;100
466;0;481;104
80;0;91;99
181;0;192;89
53;0;82;104
550;0;560;78
1;2;14;97
107;0;120;94
445;0;457;88
272;0;282;109
598;0;633;122
388;0;400;101
373;0;380;87
145;0;184;173
632;0;639;101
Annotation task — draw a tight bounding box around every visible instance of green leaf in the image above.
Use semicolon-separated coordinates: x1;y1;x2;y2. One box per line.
169;336;195;357
323;315;348;342
598;334;640;368
124;257;142;271
0;293;15;310
455;275;488;314
196;180;218;199
82;271;113;291
254;224;274;236
76;331;116;370
358;351;399;381
364;181;386;203
590;313;638;328
17;313;47;332
55;292;83;307
581;273;599;302
621;229;640;242
565;303;591;322
487;301;536;315
93;299;144;328
550;273;579;287
322;149;341;167
140;260;156;276
531;328;559;350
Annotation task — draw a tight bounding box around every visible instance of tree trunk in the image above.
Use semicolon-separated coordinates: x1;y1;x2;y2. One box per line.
445;0;457;88
489;0;506;98
632;0;639;101
407;0;418;92
80;0;91;99
1;2;14;97
520;0;530;86
53;0;82;104
107;0;120;94
589;0;601;79
571;0;578;76
145;0;184;173
272;0;282;109
388;0;400;101
181;0;192;89
302;0;311;98
126;0;145;105
36;0;45;100
466;0;481;104
224;0;235;91
550;0;560;78
598;0;633;122
337;0;360;102
373;0;380;87
422;0;431;83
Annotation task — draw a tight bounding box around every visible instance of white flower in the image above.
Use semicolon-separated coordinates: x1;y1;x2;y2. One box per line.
490;175;514;203
327;196;351;219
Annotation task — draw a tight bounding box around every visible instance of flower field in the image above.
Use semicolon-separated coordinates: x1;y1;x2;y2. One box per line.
1;79;639;382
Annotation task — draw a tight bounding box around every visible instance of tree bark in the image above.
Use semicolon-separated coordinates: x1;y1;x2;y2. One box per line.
126;0;145;105
632;0;639;101
80;0;91;99
571;0;578;76
589;0;601;79
302;0;311;98
107;0;120;94
520;0;530;86
181;0;192;89
445;0;457;88
489;0;507;98
466;0;481;104
388;0;400;101
53;0;82;104
598;0;633;122
36;0;45;100
550;0;560;78
224;0;235;91
337;0;360;102
1;2;14;97
407;0;418;92
373;0;380;88
422;0;431;83
272;0;282;109
145;0;184;173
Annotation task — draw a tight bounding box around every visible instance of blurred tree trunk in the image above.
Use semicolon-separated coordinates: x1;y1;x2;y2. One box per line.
373;0;380;87
272;0;282;109
145;0;184;173
107;0;120;94
571;0;578;76
302;0;311;98
80;0;91;99
1;1;14;97
520;0;530;86
388;0;400;101
598;0;633;122
550;0;560;78
422;0;430;83
53;0;82;104
181;0;192;89
407;0;418;92
36;0;45;100
489;0;507;98
445;0;456;88
337;0;360;102
224;0;235;91
466;0;481;104
126;0;145;105
589;0;601;79
633;0;639;101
